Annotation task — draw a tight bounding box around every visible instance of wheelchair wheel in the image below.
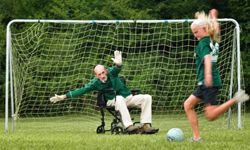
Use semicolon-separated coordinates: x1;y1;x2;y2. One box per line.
96;126;105;134
111;126;123;134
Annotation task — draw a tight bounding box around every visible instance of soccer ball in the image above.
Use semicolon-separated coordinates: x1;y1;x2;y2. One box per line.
166;128;184;142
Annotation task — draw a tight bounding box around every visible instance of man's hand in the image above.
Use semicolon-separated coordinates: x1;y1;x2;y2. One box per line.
111;50;122;66
50;94;66;103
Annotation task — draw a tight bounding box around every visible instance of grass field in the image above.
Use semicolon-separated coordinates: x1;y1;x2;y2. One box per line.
1;113;250;150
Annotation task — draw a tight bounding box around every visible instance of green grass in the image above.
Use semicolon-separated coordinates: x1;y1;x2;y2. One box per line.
1;114;250;150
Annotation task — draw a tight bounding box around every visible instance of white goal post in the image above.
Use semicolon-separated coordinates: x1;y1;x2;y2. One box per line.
5;19;244;132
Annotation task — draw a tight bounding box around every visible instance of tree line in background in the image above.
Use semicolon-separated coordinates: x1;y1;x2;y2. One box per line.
0;0;250;115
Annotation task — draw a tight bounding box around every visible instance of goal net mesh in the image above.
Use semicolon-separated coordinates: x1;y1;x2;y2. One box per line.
8;20;244;127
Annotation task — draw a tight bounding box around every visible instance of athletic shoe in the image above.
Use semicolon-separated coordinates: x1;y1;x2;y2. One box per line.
190;137;202;142
233;89;250;103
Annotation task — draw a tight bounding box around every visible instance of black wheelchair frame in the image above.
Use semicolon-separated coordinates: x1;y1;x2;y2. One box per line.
96;77;141;134
96;91;124;134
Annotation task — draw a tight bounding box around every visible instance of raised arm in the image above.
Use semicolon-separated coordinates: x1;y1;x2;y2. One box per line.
111;50;122;66
109;50;123;76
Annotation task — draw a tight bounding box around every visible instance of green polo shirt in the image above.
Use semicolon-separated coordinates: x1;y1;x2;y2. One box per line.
65;65;131;100
195;36;221;86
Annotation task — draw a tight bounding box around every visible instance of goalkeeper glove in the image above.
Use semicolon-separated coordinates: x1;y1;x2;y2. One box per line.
111;50;122;66
50;94;67;103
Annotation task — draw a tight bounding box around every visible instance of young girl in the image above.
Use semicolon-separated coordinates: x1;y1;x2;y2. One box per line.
184;9;249;142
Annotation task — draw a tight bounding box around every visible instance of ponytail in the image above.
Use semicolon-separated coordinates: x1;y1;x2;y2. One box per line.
192;11;221;43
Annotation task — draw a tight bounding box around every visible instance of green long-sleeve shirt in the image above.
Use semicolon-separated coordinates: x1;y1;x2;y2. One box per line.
65;65;131;101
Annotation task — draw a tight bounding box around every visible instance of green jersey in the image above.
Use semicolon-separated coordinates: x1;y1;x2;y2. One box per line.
66;65;131;100
195;36;221;86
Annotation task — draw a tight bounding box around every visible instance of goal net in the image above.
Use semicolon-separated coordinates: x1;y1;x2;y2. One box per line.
5;19;245;130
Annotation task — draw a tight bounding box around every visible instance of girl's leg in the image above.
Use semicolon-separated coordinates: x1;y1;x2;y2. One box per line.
204;99;235;121
184;95;201;140
204;89;249;121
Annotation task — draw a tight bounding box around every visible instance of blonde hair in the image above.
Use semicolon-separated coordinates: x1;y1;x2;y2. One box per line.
191;11;220;43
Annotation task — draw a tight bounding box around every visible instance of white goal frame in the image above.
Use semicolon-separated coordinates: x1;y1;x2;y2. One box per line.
5;19;242;133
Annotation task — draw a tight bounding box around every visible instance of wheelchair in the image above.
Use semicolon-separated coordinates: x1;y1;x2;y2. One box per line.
96;78;141;134
96;90;124;134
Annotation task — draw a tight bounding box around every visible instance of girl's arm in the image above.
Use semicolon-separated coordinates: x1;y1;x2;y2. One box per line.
204;55;213;87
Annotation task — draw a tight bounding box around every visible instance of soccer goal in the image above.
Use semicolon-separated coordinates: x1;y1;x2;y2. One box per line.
5;19;244;132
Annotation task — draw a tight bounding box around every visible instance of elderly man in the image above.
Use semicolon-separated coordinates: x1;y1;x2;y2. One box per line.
50;50;159;134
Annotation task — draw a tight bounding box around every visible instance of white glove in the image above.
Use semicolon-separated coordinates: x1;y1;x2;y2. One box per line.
50;94;66;103
111;50;122;66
